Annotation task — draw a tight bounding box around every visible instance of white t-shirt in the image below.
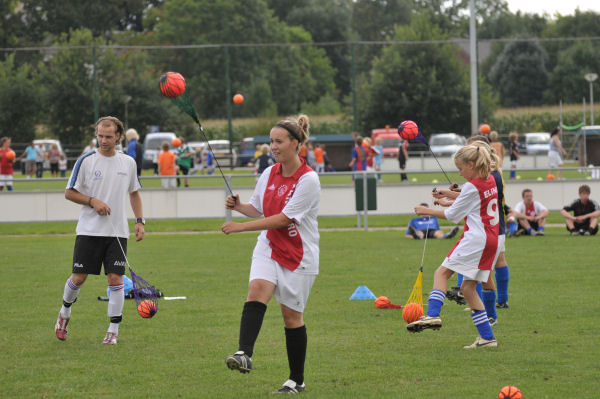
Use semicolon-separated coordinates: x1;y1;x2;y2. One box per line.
67;151;141;238
444;176;499;271
514;200;547;218
249;162;321;275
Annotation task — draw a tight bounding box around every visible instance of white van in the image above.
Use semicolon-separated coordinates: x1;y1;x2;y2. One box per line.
33;139;65;170
142;132;176;169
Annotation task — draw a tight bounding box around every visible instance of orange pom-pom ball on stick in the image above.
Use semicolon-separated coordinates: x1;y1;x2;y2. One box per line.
137;300;157;318
398;120;419;140
172;138;182;148
402;302;424;323
5;150;16;161
479;124;491;134
233;93;244;104
498;385;522;399
158;72;186;98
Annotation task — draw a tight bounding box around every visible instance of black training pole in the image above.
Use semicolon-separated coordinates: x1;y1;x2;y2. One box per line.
196;122;235;198
427;146;452;184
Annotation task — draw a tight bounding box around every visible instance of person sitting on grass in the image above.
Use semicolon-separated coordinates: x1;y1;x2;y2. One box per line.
512;188;549;236
560;184;600;236
406;203;459;240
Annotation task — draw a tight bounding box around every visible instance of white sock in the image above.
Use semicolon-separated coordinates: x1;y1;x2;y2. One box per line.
60;278;81;318
107;284;124;334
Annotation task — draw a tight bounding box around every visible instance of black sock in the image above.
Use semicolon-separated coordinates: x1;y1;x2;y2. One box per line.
285;325;307;386
238;301;267;357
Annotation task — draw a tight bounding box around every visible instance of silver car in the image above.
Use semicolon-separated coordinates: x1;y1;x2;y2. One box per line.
524;132;550;155
429;133;467;156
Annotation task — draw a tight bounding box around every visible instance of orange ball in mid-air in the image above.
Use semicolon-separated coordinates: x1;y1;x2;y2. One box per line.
172;138;182;148
479;124;491;134
158;72;186;98
137;300;157;318
233;93;244;104
547;174;555;180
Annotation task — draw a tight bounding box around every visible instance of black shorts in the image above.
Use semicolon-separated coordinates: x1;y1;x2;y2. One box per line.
72;235;127;275
518;220;538;231
178;166;189;175
420;229;437;239
50;163;59;173
568;221;599;235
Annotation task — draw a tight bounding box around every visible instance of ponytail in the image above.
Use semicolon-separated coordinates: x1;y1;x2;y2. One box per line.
454;144;492;178
274;114;310;153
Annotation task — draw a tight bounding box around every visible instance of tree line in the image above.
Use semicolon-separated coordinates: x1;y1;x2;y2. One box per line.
1;0;599;145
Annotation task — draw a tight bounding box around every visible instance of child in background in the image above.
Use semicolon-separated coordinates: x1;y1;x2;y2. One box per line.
158;141;177;189
373;137;383;181
407;144;499;349
313;143;325;173
508;131;519;180
58;154;68;177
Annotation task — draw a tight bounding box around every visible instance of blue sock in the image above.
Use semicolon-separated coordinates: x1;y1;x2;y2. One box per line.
427;289;446;317
482;289;497;320
510;169;516;179
527;227;533;235
476;283;483;300
508;222;518;235
495;266;509;304
538;226;544;233
456;274;463;286
471;310;494;340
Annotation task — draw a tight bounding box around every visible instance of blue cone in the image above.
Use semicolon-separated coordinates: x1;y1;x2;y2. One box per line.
350;285;377;300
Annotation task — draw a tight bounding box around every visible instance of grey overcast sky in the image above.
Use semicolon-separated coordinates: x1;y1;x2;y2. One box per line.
504;0;600;16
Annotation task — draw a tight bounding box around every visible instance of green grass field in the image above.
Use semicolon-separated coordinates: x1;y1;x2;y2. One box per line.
1;222;598;398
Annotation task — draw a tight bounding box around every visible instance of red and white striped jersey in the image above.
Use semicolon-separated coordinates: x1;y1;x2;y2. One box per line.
444;175;499;271
249;159;320;274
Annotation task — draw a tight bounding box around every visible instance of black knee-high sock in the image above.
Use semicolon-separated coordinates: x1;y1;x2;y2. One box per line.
285;325;307;386
238;301;267;357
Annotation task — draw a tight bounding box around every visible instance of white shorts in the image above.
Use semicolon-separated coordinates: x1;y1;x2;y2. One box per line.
497;234;505;254
548;151;563;168
249;244;316;313
0;174;13;187
510;160;517;168
161;176;176;189
442;258;491;283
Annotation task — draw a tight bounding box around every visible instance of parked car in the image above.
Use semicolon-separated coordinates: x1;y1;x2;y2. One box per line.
371;128;402;158
524;132;550;155
33;139;65;170
429;133;466;156
142;132;177;169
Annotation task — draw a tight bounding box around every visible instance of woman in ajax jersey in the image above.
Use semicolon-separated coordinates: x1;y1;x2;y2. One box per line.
221;114;320;394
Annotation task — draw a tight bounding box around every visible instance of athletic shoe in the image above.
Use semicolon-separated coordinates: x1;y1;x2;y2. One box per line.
496;302;509;309
408;226;420;240
488;317;498;326
529;229;537;236
584;230;591;236
445;226;459;239
446;286;466;305
102;332;118;345
571;230;580;236
536;229;544;236
225;351;252;374
273;379;306;394
406;315;442;332
55;313;69;341
463;336;498;349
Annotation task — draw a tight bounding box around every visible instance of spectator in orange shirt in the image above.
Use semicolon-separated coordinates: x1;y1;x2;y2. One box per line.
299;143;308;163
313;143;325;173
158;141;178;189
